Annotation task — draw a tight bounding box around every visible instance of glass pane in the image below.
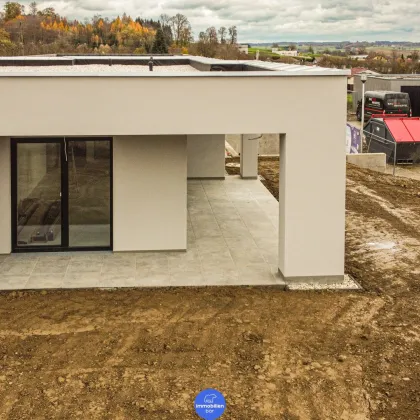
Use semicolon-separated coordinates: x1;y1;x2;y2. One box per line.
68;140;111;247
16;143;61;247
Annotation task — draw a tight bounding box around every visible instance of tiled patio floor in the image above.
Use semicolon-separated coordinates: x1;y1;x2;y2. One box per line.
0;176;285;290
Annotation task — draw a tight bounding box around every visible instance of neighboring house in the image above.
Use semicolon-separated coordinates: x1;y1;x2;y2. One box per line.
351;55;369;61
238;44;249;54
348;68;380;91
354;73;420;117
272;48;298;57
0;55;349;285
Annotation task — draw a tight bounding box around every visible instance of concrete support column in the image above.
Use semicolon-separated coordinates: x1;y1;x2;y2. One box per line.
240;134;259;179
0;137;11;254
278;124;346;284
187;135;225;179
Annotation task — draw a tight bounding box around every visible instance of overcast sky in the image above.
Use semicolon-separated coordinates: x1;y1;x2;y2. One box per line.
6;0;420;42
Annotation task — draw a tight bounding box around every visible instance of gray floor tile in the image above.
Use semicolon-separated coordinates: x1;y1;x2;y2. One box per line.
63;272;101;288
202;269;240;285
135;272;172;287
259;249;278;265
224;236;258;250
99;273;136;288
0;275;30;290
238;271;277;285
3;254;40;261
102;259;136;274
253;236;278;249
193;228;223;239
67;260;103;273
195;237;227;252
170;270;205;286
201;259;237;272
221;226;254;239
33;257;70;274
26;273;65;289
168;250;201;273
136;251;169;260
229;248;266;266
0;261;37;275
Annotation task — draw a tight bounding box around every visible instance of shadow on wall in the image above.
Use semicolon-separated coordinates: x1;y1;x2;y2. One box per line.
226;134;280;155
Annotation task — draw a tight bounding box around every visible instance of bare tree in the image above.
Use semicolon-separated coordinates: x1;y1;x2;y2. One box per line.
170;13;191;46
29;1;37;16
206;26;218;44
160;14;171;27
218;26;227;44
228;26;237;44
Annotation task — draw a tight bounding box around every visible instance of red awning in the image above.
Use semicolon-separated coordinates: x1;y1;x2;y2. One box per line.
384;118;420;143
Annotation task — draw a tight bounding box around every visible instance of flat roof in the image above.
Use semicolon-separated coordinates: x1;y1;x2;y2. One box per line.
0;55;350;77
0;64;200;74
356;74;420;81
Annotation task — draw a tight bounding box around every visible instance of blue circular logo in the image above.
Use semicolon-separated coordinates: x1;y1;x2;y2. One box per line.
194;389;226;419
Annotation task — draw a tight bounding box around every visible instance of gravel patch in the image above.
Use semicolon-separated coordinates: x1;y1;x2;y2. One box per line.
286;275;361;291
0;64;200;73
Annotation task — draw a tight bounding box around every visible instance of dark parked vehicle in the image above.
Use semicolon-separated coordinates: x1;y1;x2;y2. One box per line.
357;91;412;121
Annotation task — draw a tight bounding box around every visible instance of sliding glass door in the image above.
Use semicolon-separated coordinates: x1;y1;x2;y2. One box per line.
68;139;111;247
15;140;63;247
12;137;112;252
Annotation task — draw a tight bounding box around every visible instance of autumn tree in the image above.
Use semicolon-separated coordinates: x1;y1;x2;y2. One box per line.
0;27;17;54
4;2;23;21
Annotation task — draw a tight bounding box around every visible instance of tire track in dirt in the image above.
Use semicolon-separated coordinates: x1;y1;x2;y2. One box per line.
347;180;420;234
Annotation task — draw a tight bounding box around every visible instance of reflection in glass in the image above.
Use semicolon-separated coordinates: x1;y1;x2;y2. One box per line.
68;140;111;247
16;143;61;247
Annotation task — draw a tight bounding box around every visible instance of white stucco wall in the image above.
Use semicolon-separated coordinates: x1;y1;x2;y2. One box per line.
113;135;187;252
0;138;11;254
0;75;347;136
187;135;225;178
0;74;347;280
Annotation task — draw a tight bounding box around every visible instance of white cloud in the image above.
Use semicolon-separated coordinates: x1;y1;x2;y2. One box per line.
6;0;420;42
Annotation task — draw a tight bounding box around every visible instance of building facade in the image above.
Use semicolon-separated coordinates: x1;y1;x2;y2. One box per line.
0;55;349;284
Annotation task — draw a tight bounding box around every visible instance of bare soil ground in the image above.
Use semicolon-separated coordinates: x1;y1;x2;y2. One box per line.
0;159;419;419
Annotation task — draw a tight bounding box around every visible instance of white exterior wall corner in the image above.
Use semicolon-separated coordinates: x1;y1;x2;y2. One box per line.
187;135;225;178
113;135;187;252
0;137;11;254
278;76;347;281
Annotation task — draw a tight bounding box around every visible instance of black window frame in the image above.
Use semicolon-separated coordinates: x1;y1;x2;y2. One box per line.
11;137;113;253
